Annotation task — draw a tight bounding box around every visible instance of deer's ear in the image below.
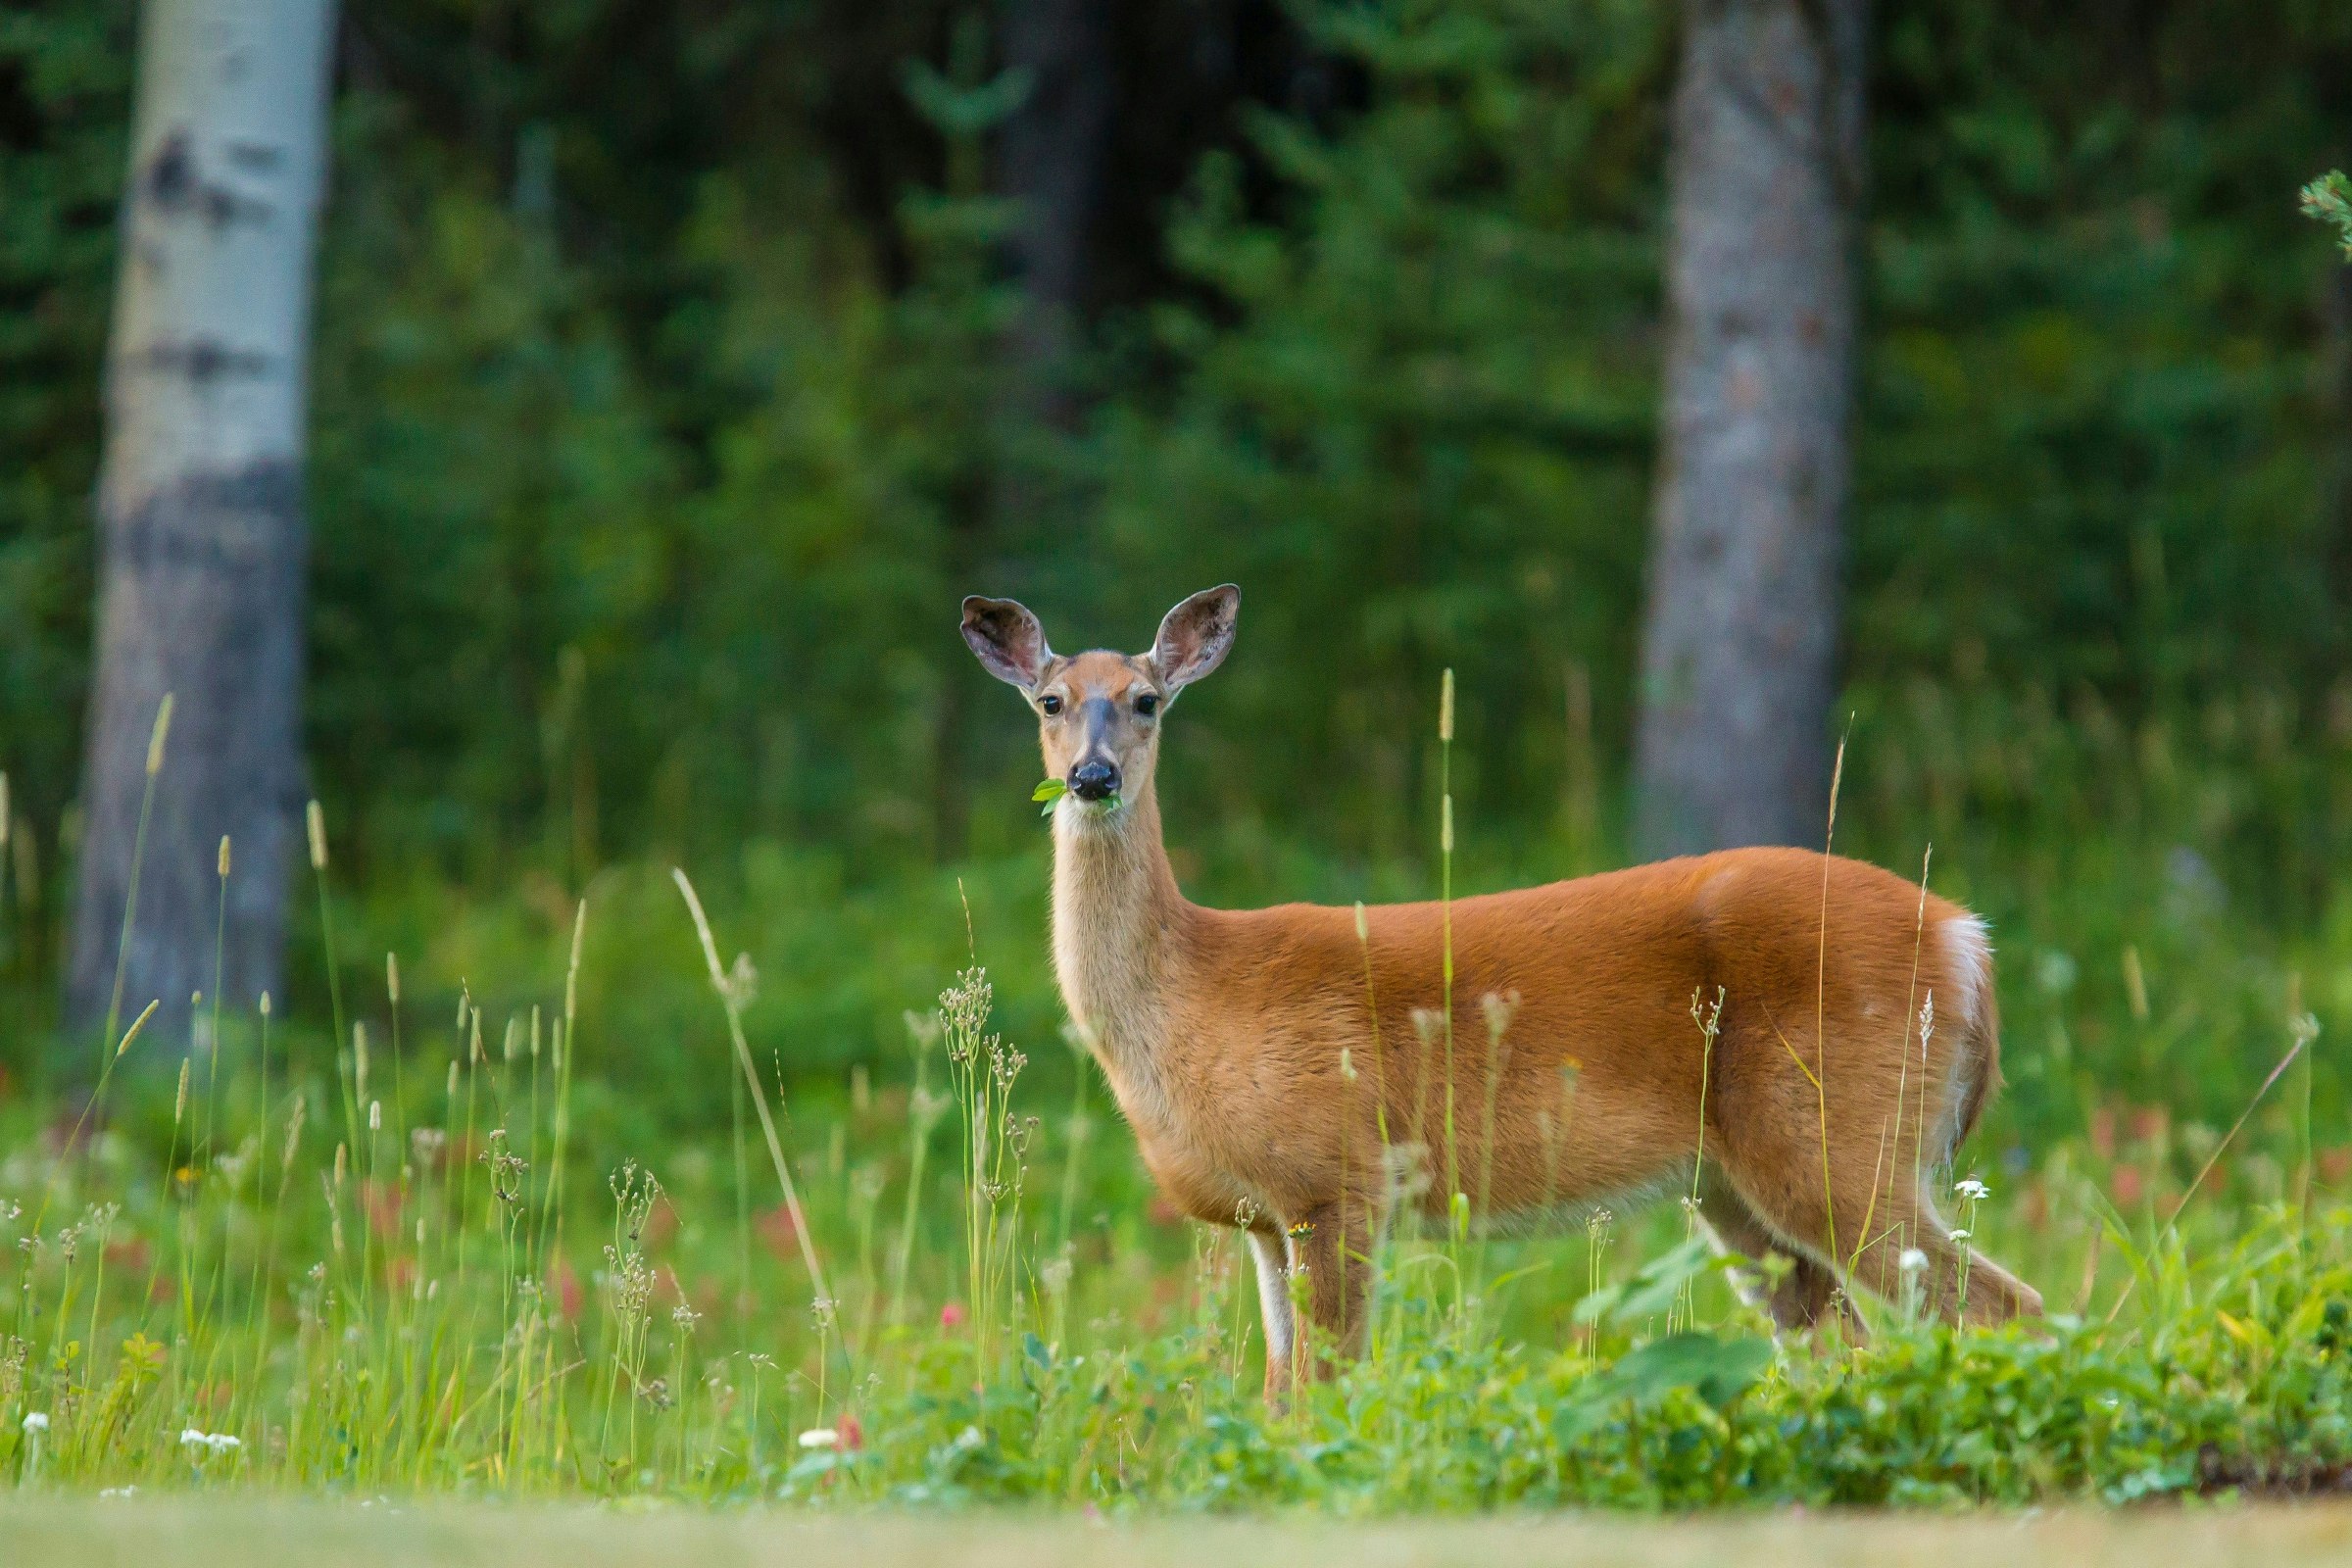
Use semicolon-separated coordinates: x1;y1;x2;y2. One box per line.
1147;585;1239;693
961;596;1054;689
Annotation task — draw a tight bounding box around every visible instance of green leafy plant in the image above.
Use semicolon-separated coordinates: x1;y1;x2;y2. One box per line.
1552;1331;1776;1442
2302;171;2352;255
1032;778;1066;816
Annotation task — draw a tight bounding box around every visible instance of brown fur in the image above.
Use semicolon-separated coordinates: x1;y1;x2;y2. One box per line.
962;587;2041;1399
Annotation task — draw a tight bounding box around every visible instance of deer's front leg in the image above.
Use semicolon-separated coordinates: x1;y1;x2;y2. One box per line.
1252;1200;1373;1404
1288;1200;1372;1362
1247;1227;1300;1403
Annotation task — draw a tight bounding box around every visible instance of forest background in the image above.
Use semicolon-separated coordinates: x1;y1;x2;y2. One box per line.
5;0;2352;1164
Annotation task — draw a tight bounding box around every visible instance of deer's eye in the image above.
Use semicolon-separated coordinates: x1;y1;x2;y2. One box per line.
1135;693;1159;717
1040;694;1063;716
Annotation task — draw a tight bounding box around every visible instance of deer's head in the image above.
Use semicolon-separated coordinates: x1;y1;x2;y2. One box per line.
960;585;1239;816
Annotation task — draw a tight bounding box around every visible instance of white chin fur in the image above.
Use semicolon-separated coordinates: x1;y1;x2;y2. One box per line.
1055;795;1125;830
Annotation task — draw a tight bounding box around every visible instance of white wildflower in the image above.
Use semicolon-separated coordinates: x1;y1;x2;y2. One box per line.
180;1427;241;1455
1948;1229;1972;1243
1898;1248;1929;1273
21;1411;47;1434
797;1428;839;1450
1954;1177;1990;1200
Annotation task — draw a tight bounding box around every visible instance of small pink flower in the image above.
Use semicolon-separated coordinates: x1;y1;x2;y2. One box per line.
756;1203;799;1262
548;1257;583;1322
837;1412;863;1451
939;1300;966;1330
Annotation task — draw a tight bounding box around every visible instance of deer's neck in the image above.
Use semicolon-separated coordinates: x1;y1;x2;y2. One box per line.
1050;784;1188;1124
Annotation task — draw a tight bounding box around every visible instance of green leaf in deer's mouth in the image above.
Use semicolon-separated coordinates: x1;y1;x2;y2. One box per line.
1033;777;1067;816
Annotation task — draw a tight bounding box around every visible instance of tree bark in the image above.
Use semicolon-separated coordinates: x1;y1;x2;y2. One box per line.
1633;0;1865;857
998;0;1114;426
65;0;337;1056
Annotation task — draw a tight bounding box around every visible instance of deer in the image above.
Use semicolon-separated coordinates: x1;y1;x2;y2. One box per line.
960;584;2041;1400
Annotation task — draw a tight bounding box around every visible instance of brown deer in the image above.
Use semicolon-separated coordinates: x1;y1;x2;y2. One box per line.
961;584;2040;1398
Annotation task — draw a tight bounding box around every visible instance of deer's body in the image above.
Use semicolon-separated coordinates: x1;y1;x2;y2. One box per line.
965;586;2041;1397
1058;793;1988;1234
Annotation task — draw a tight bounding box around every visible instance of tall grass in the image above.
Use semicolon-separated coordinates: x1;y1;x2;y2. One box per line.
0;943;2347;1509
0;681;2348;1507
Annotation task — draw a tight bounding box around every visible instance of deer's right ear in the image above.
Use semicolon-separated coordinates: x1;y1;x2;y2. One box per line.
960;596;1054;689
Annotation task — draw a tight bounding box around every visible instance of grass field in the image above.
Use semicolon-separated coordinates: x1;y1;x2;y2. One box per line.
3;693;2350;1516
0;872;2347;1511
12;1496;2352;1568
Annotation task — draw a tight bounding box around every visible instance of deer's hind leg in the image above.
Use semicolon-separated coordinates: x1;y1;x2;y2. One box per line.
1707;994;2041;1329
1857;1184;2042;1327
1693;1175;1860;1337
1715;1121;2040;1328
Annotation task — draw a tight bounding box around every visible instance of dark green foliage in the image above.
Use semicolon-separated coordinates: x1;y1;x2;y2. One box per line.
3;0;2351;1137
1095;0;1669;862
2309;172;2352;255
0;5;130;838
1857;0;2352;741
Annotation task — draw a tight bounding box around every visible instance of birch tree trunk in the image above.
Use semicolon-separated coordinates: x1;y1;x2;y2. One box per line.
1633;0;1866;857
65;0;337;1054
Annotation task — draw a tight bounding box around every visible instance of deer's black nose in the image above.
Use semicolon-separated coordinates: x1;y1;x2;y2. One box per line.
1070;760;1120;801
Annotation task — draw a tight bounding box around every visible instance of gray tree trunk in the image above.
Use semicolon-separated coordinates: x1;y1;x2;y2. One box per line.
1633;0;1866;857
65;0;338;1057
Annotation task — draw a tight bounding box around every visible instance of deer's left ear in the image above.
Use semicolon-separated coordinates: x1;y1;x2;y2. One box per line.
1146;585;1239;693
961;596;1054;689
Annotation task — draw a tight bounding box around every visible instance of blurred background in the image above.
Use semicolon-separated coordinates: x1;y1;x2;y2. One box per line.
3;0;2351;1161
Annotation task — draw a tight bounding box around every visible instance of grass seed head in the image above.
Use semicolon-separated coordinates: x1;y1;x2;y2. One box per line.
117;999;159;1058
145;694;173;776
281;1093;306;1175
